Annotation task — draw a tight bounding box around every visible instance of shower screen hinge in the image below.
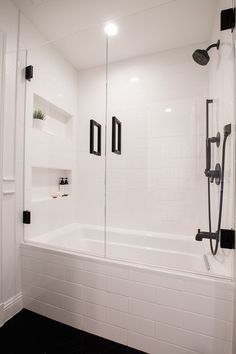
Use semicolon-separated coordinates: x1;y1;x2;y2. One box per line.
25;65;33;81
23;210;31;224
220;8;235;31
220;229;235;249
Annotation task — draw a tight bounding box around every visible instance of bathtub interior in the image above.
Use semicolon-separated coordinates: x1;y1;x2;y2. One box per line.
26;223;233;278
23;1;235;282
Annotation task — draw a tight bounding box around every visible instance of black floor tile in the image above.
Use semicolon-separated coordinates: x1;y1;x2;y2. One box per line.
0;309;146;354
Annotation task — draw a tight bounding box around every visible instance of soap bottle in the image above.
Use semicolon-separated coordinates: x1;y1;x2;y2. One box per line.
64;177;69;196
59;177;65;196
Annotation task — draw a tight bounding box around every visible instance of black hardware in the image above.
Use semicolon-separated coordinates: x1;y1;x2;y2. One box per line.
196;97;232;255
195;229;218;242
220;229;235;249
112;116;121;155
90;119;101;156
224;123;231;136
205;132;220;177
205;99;213;172
205;163;221;185
192;41;220;66
23;210;31;224
221;8;235;31
25;65;33;81
204;99;221;185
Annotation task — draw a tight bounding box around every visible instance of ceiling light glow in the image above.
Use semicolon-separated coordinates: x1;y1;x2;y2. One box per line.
130;77;139;83
104;23;118;36
165;108;172;113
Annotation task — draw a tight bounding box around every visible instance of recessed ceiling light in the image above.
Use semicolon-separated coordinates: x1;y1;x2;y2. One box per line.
104;23;118;36
130;77;139;83
165;108;172;113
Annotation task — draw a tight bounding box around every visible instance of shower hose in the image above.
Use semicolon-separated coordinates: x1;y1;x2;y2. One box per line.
208;130;230;255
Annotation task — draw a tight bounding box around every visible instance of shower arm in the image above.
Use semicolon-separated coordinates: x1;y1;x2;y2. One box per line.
206;40;220;52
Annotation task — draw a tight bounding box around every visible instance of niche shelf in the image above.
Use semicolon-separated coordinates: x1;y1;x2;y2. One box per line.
31;94;74;170
33;94;72;138
32;167;72;203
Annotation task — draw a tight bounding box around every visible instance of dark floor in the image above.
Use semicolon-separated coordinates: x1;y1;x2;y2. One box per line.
0;309;146;354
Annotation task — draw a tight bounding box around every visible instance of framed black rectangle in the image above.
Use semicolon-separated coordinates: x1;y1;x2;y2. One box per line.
112;116;121;155
90;119;101;156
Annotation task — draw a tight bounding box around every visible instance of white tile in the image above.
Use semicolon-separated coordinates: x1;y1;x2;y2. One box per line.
128;331;159;354
22;270;44;288
83;287;128;312
129;269;184;290
45;303;84;330
156;323;231;354
84;317;127;345
38;290;64;308
106;308;156;337
183;311;233;341
23;297;47;316
182;292;234;322
183;278;234;301
83;302;107;322
65;268;130;296
23;283;45;299
63;282;83;300
63;296;84;315
128;331;199;354
22;256;42;273
42;262;65;279
44;275;83;299
129;298;183;327
127;281;156;302
155;287;183;308
83;260;129;279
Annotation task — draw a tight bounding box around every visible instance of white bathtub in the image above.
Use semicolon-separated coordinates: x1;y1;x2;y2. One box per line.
24;223;233;278
21;230;234;354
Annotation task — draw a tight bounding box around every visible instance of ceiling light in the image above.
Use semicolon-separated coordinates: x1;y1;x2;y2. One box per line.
165;108;172;113
130;77;139;83
104;23;118;36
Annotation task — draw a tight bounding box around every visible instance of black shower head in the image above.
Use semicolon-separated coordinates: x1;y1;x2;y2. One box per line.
192;40;220;66
192;49;210;66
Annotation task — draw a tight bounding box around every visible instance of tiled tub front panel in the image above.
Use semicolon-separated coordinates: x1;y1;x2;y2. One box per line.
21;245;234;354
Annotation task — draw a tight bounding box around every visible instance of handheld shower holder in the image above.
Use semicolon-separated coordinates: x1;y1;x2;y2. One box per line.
205;163;221;185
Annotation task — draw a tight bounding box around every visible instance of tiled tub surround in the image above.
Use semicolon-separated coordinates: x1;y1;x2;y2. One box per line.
21;245;234;354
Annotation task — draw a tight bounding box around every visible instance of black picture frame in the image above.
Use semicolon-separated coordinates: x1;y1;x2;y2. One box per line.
90;119;101;156
112;116;121;155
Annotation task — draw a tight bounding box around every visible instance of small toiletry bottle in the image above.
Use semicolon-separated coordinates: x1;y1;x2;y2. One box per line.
59;177;65;196
64;177;69;196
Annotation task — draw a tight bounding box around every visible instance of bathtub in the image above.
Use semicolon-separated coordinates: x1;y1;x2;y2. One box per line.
21;224;234;354
25;223;233;278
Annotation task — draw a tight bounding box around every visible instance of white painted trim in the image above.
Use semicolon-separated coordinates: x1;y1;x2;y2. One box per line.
1;292;23;326
0;303;4;327
3;178;16;182
3;190;15;195
0;29;6;315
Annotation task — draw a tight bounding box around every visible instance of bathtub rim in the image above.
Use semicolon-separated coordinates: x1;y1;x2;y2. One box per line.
21;240;234;284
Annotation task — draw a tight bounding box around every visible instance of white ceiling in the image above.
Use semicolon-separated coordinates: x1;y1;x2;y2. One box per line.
13;0;218;70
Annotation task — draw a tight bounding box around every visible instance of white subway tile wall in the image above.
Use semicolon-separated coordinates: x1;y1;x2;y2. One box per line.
21;246;234;354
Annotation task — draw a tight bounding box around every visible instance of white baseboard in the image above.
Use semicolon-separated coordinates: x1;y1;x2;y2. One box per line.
0;292;23;327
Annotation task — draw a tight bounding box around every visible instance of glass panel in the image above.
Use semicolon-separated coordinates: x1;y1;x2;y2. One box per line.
23;25;107;257
106;1;235;277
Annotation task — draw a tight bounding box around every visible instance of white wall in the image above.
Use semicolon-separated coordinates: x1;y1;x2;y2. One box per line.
20;14;78;241
77;44;209;237
0;0;23;325
0;0;79;325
